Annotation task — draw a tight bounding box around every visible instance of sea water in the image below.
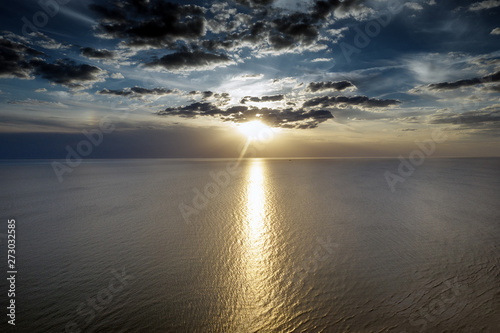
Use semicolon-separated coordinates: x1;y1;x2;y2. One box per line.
0;158;499;332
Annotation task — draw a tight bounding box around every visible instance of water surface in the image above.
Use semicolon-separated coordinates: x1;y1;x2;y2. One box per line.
0;158;499;332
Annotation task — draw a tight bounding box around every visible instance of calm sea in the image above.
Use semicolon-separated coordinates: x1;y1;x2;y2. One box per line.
0;158;499;332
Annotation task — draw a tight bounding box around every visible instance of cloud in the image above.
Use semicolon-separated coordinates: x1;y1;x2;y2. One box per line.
303;95;400;109
30;59;106;89
0;33;106;89
272;13;320;47
0;35;44;79
87;0;365;57
157;101;334;129
98;86;178;99
306;81;354;93
111;73;124;79
30;32;70;50
240;8;345;54
159;102;225;118
325;27;349;43
241;73;263;79
332;0;375;20
231;73;264;81
311;0;372;21
311;58;334;62
469;0;500;11
429;107;500;125
405;2;424;11
205;1;369;55
235;0;275;7
188;91;231;103
485;84;500;92
240;94;285;103
8;98;67;108
81;47;115;59
145;50;233;71
272;77;297;84
426;70;500;90
35;88;47;92
89;1;206;48
491;28;500;35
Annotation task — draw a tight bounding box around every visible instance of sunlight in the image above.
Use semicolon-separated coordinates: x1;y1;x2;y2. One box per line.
234;160;287;331
237;120;271;140
247;160;266;239
238;160;275;329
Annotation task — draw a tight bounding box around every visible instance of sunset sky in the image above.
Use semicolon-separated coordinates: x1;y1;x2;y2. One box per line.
0;0;499;158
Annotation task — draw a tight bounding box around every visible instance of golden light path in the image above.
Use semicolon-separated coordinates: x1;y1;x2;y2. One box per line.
246;160;267;256
236;160;280;331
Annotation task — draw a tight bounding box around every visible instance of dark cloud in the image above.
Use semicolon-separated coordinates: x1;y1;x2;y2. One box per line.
241;10;328;52
229;107;334;129
145;50;232;71
186;91;231;104
235;0;275;7
242;20;267;44
240;94;284;103
157;101;333;129
81;47;115;59
427;71;500;90
303;95;400;109
7;98;67;108
159;102;225;118
89;1;206;48
201;38;238;51
30;32;70;50
430;109;500;125
202;91;213;99
272;13;319;47
130;86;175;95
241;1;369;53
268;34;296;50
29;59;106;89
306;80;354;92
311;0;336;20
0;36;44;79
241;73;263;79
87;0;363;55
186;91;230;103
0;34;105;89
486;84;500;92
312;0;367;20
98;86;177;98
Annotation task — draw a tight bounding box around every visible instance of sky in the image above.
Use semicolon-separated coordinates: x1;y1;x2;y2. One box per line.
0;0;499;158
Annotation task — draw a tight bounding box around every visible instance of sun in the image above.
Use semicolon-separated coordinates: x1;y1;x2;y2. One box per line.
237;120;271;140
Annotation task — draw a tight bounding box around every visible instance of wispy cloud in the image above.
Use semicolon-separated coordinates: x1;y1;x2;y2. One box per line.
469;0;500;11
491;28;500;35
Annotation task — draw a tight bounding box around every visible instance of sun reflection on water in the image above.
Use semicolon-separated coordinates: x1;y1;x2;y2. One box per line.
236;160;280;331
247;160;267;248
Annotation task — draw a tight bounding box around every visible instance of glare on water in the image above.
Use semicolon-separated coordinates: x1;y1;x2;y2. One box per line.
237;160;282;330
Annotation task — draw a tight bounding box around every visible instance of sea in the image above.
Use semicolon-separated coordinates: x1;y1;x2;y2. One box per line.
0;158;499;332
